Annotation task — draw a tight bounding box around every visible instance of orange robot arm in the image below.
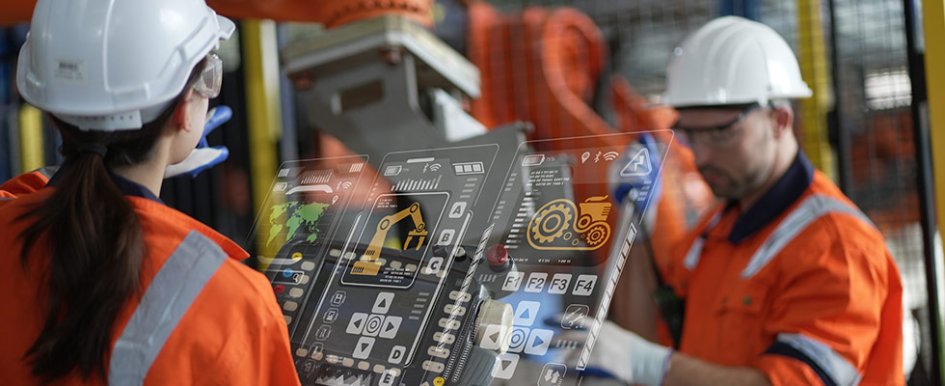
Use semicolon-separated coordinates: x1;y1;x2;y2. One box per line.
2;0;433;28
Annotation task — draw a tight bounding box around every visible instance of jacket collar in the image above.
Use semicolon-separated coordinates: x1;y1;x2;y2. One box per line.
727;151;814;244
48;163;163;203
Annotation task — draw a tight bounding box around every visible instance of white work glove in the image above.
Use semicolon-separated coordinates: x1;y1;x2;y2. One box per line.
580;321;673;386
165;106;232;178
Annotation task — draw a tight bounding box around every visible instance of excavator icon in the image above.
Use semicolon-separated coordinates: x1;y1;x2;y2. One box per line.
351;202;428;276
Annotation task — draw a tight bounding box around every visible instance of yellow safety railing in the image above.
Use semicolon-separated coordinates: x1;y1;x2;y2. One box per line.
797;0;836;180
18;104;44;173
243;19;284;270
923;0;945;374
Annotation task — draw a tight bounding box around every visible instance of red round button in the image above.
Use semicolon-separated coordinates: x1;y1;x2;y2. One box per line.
486;244;510;268
274;284;286;294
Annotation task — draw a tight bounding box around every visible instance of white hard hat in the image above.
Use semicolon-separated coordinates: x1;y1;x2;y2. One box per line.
16;0;235;131
664;16;812;108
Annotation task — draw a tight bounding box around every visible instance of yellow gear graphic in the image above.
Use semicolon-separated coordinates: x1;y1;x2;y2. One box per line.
529;201;574;244
583;223;611;247
526;196;614;251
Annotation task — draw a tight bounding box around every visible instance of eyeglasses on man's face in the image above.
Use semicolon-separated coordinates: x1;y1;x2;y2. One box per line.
673;103;763;147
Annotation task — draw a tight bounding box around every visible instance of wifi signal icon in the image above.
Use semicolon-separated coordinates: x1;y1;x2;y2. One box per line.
428;163;442;172
602;151;620;161
340;181;354;191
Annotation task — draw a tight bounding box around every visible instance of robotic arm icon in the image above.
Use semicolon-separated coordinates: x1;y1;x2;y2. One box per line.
351;202;428;276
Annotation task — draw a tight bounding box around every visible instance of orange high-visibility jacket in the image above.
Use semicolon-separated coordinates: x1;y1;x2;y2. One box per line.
0;170;301;386
662;153;904;386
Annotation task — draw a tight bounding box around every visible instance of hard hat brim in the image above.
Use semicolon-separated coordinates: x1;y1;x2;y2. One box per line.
216;15;236;41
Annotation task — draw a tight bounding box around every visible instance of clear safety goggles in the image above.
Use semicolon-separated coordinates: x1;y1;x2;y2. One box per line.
673;102;763;147
193;53;223;99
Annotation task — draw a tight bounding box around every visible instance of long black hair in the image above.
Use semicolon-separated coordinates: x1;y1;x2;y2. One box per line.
16;59;207;383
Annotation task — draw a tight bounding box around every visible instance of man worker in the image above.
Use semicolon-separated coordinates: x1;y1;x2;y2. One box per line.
584;16;904;386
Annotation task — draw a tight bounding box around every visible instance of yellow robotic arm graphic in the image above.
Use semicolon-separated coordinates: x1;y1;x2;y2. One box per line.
351;202;428;276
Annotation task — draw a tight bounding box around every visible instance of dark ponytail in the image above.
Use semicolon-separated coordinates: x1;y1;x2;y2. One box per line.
16;60;207;383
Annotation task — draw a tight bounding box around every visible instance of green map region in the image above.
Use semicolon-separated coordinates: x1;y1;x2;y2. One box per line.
267;201;331;246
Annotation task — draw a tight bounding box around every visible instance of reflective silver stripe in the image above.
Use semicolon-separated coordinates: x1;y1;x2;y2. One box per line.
109;231;227;385
35;166;60;179
740;195;872;279
683;213;721;270
683;237;704;270
776;333;862;386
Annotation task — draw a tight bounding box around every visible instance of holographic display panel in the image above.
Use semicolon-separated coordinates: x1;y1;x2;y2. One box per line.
481;131;672;386
253;131;673;386
250;156;370;340
285;144;502;386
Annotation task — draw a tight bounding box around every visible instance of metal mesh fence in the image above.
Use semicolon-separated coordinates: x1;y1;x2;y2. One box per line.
829;0;933;383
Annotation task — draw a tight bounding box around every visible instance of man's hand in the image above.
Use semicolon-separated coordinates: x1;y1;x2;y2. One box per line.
569;320;672;385
165;106;232;179
573;321;772;386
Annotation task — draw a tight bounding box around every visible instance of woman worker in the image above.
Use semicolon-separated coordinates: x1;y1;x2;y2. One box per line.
0;0;300;384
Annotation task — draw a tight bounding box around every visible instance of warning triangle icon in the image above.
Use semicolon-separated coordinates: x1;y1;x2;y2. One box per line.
620;147;653;177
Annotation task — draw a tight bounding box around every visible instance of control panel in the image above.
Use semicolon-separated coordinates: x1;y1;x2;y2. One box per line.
254;131;672;385
476;132;668;385
257;144;511;386
256;156;369;335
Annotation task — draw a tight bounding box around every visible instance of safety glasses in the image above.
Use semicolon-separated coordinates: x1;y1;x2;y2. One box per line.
193;53;223;99
673;103;763;147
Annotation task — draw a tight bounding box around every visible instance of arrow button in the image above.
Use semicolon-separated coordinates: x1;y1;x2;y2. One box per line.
373;292;394;314
514;301;540;326
479;324;509;352
347;313;367;335
491;353;520;379
379;316;402;339
525;329;553;356
353;337;375;359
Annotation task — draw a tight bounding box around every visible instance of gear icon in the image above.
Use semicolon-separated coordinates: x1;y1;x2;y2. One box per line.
583;223;611;247
576;214;594;231
529;201;574;244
